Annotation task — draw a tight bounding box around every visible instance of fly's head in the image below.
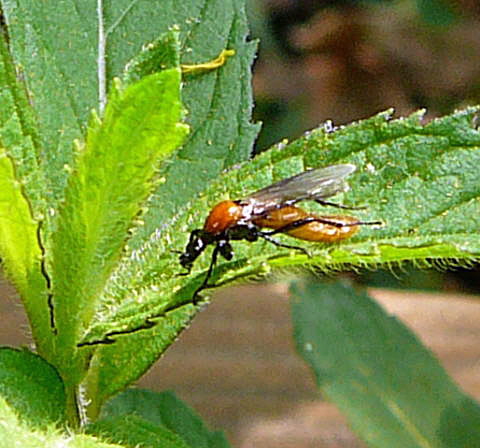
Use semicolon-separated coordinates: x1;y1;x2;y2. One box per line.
179;229;216;271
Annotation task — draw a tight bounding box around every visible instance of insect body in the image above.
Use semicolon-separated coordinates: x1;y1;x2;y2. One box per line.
252;206;360;242
179;164;380;299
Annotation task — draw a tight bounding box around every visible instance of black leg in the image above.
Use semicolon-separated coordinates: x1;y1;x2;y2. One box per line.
257;232;311;257
261;217;331;235
192;243;221;302
315;199;366;210
350;219;382;226
262;217;381;237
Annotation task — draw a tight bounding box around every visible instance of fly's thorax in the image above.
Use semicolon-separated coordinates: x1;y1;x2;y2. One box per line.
235;199;260;221
203;200;244;235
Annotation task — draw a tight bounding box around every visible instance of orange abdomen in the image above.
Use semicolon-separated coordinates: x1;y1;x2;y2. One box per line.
203;200;244;235
253;206;359;243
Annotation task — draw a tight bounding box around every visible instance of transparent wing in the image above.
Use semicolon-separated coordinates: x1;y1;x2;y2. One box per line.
243;164;356;215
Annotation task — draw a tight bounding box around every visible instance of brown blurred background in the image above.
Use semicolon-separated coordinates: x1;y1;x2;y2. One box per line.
2;0;480;447
2;280;480;447
251;0;480;153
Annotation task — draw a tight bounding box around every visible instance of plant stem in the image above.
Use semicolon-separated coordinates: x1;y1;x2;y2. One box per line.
65;385;80;428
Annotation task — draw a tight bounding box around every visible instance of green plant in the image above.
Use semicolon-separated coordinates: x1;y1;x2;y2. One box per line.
0;1;479;447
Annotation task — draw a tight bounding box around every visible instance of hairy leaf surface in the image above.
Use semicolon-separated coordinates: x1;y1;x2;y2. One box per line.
82;108;480;405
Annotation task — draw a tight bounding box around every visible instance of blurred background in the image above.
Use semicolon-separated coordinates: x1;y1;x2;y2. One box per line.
2;1;480;447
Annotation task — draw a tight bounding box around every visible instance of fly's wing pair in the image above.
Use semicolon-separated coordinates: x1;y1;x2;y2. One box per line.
243;164;356;216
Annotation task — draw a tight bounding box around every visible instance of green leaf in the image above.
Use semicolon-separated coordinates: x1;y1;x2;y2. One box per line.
291;279;480;448
2;0;98;200
88;415;188;448
95;389;229;448
88;415;190;448
122;30;181;85
0;33;44;216
85;108;480;334
83;304;199;417
48;69;187;390
0;151;39;294
0;395;123;447
0;150;52;352
79;107;480;411
0;348;65;427
0;31;54;354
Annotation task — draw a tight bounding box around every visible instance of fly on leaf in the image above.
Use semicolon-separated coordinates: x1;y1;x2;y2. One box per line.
179;164;381;299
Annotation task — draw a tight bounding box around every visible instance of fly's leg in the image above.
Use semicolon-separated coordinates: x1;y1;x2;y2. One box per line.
261;217;321;235
315;199;366;210
176;266;192;277
262;217;381;236
192;243;221;302
256;231;311;257
170;250;191;276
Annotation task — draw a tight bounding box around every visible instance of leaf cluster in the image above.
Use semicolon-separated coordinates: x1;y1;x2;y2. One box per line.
0;0;479;447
